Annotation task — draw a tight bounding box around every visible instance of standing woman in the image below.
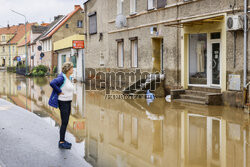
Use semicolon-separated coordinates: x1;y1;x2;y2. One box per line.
49;62;74;149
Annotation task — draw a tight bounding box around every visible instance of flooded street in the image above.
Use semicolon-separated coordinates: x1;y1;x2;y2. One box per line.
0;71;249;167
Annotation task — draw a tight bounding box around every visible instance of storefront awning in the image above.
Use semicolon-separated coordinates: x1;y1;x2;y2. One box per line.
164;15;224;27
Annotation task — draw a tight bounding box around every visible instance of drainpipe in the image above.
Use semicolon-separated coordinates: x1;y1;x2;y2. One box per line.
244;0;248;88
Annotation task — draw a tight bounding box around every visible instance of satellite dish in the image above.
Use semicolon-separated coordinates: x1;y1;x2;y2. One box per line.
37;46;42;51
115;14;127;28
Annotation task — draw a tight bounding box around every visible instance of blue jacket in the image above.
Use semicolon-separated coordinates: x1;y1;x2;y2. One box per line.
48;73;67;108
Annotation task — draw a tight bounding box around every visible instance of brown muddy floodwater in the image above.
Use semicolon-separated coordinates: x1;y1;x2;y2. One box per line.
0;71;249;167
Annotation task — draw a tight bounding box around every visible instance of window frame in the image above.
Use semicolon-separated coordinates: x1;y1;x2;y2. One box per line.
117;0;124;15
147;0;156;10
88;12;97;35
130;0;137;14
70;55;77;68
2;36;5;42
116;39;124;68
129;37;138;68
77;20;83;28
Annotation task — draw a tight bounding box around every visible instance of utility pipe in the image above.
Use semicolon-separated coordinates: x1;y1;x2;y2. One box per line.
244;0;248;87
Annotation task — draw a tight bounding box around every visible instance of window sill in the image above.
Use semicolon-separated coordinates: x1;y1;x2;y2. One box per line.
129;12;137;16
89;32;97;35
147;8;156;11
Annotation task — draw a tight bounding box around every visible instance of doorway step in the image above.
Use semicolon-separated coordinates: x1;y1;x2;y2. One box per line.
171;86;222;105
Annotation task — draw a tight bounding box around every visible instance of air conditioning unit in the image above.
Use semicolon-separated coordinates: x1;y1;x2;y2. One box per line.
226;15;243;31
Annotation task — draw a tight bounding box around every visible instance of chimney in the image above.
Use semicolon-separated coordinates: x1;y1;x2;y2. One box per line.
75;5;81;9
54;15;63;21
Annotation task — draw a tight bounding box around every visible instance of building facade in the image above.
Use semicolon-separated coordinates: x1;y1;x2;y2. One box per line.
83;0;250;106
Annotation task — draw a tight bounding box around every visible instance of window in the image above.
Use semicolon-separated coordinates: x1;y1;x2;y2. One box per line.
48;39;51;51
47;40;49;51
148;0;156;10
211;32;221;39
130;37;138;67
130;0;136;14
157;0;166;9
77;20;83;28
44;41;47;51
65;24;69;28
70;55;77;68
3;46;5;52
12;46;15;52
189;33;207;85
62;55;66;65
2;36;5;42
117;0;124;14
117;39;124;67
32;45;34;52
88;12;97;35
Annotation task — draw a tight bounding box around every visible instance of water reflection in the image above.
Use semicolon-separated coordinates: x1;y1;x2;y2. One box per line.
0;71;249;167
84;92;250;167
0;71;86;144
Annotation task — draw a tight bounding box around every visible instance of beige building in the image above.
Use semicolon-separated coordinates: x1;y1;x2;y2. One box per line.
83;0;250;106
0;24;34;67
39;5;85;74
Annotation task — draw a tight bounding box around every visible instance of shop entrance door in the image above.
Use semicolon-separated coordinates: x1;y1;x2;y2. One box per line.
188;33;221;88
210;42;221;86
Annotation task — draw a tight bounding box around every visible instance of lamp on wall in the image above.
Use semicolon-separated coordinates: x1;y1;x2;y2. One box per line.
99;32;103;41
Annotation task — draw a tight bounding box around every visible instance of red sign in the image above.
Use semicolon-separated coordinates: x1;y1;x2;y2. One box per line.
72;40;84;49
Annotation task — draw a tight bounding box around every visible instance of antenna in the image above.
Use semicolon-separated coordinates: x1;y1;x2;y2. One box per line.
115;14;127;28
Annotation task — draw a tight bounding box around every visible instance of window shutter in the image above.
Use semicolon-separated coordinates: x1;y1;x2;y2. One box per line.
157;0;166;9
89;12;97;35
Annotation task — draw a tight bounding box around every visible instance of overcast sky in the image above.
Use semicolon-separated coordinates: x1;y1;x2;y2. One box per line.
0;0;85;27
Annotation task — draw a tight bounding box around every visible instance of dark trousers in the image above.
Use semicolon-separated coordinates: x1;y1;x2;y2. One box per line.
58;100;71;142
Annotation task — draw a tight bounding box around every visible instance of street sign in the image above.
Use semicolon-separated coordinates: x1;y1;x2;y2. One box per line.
37;46;42;51
72;40;84;49
17;57;20;61
40;52;45;58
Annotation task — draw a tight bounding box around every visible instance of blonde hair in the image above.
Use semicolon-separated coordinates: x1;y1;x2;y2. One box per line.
62;62;73;74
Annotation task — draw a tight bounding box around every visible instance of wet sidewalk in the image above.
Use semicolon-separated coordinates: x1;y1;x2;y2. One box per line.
0;99;90;167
